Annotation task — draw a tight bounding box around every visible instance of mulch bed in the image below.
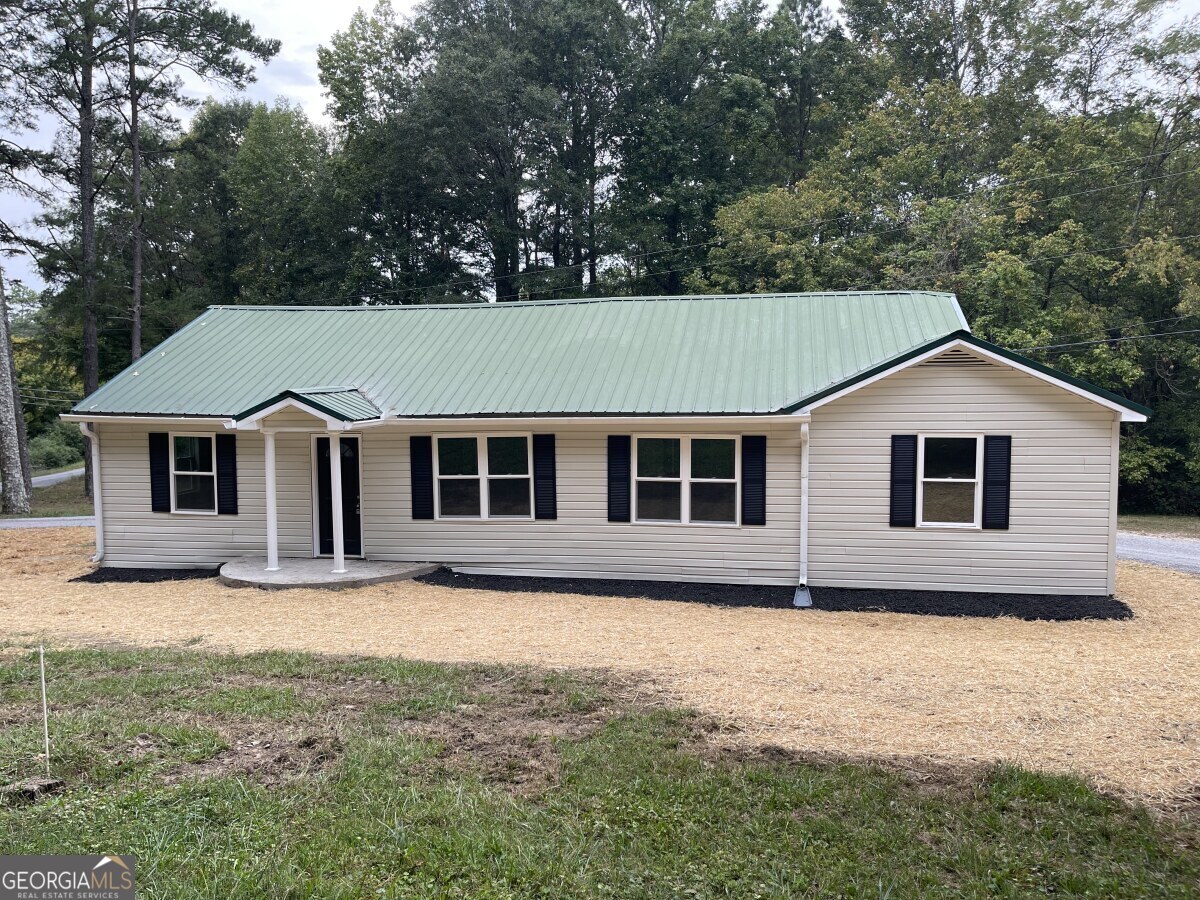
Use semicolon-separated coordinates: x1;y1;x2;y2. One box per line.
418;569;1132;621
811;586;1132;621
70;567;219;584
418;569;797;609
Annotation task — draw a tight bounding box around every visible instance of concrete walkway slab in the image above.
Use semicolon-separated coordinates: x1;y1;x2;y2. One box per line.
220;557;438;590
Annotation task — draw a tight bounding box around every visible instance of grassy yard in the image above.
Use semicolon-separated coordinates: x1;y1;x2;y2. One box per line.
0;478;93;518
1119;515;1200;539
1;648;1197;898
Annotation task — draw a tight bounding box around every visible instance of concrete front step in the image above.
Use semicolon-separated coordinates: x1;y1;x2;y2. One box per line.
219;557;439;590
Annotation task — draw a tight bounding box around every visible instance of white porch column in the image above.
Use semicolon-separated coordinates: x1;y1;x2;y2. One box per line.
264;430;279;572
328;432;347;574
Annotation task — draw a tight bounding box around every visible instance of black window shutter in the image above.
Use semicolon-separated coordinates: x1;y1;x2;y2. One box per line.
532;434;557;520
607;435;631;522
741;435;767;526
982;435;1012;530
889;435;918;527
215;434;238;515
149;432;171;512
410;435;435;520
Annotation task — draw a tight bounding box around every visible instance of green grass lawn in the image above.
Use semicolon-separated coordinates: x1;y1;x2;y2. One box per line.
0;478;93;518
1119;515;1200;539
1;648;1196;898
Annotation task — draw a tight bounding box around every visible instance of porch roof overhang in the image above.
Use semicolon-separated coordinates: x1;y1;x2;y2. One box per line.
230;387;383;430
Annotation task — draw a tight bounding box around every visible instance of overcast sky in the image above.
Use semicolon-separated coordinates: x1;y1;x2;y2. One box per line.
2;0;1198;292
0;0;420;291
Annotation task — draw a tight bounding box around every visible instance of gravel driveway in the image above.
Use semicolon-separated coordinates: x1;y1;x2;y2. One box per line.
1117;532;1200;575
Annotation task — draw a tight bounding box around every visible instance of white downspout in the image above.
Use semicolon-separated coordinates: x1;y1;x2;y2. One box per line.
794;420;811;608
78;422;104;563
264;429;279;572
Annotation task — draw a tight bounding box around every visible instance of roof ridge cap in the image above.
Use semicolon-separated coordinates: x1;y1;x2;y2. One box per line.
207;290;958;313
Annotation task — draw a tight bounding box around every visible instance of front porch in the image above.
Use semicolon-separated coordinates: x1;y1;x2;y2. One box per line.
219;556;437;590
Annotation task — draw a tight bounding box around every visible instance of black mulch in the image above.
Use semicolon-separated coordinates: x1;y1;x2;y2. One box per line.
416;569;1133;621
70;567;219;584
811;586;1132;621
418;568;797;608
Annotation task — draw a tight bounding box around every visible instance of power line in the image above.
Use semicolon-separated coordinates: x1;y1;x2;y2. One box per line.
1018;329;1200;353
484;166;1200;305
844;232;1200;293
259;148;1198;307
1014;314;1200;348
16;385;81;397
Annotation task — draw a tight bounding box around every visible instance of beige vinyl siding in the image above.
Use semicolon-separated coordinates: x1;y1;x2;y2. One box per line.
97;422;313;567
96;420;806;580
807;350;1118;595
96;418;803;582
94;352;1122;592
361;423;802;584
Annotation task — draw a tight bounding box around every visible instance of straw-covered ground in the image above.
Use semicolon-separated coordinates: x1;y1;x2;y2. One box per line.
2;527;1197;807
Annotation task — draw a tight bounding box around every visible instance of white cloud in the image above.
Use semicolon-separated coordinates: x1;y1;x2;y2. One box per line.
182;0;421;124
1;0;417;290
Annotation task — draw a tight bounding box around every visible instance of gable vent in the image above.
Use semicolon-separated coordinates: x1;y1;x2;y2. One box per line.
919;348;993;368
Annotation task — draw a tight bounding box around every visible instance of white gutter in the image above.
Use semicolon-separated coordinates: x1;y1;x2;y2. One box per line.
794;421;811;608
61;414;233;426
348;413;812;430
65;413;811;431
77;422;104;562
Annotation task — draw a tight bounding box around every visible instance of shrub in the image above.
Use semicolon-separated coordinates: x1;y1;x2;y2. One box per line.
28;421;86;470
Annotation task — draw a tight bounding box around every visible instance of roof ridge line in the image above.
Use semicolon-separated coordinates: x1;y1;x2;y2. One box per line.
207;290;957;313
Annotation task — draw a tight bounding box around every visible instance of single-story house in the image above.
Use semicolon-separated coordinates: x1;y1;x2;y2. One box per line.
64;291;1150;602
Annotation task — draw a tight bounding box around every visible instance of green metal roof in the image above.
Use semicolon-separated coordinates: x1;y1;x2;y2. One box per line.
75;292;973;418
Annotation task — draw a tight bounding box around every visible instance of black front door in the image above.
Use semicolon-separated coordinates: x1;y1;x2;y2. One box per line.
315;436;361;556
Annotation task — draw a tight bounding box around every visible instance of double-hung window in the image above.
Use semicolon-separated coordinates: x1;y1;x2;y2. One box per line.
634;436;739;524
917;435;982;528
171;434;217;514
435;435;532;519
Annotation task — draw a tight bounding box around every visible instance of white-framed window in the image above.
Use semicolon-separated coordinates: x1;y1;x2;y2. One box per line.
634;436;739;525
170;432;217;514
434;434;533;519
917;434;983;528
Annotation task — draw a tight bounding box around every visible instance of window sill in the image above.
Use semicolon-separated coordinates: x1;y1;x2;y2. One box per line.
633;519;743;528
433;516;535;523
168;509;218;517
916;523;981;531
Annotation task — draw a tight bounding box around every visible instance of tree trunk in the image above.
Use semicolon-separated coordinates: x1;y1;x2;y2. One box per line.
493;155;522;301
0;272;32;494
81;7;99;499
0;269;29;514
127;0;143;360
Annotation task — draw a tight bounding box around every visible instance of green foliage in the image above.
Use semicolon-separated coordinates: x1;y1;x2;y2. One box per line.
692;9;1200;510
27;421;85;470
9;0;1200;510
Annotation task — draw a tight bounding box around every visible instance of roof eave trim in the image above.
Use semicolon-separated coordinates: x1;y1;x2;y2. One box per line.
60;413;235;425
783;331;1151;422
